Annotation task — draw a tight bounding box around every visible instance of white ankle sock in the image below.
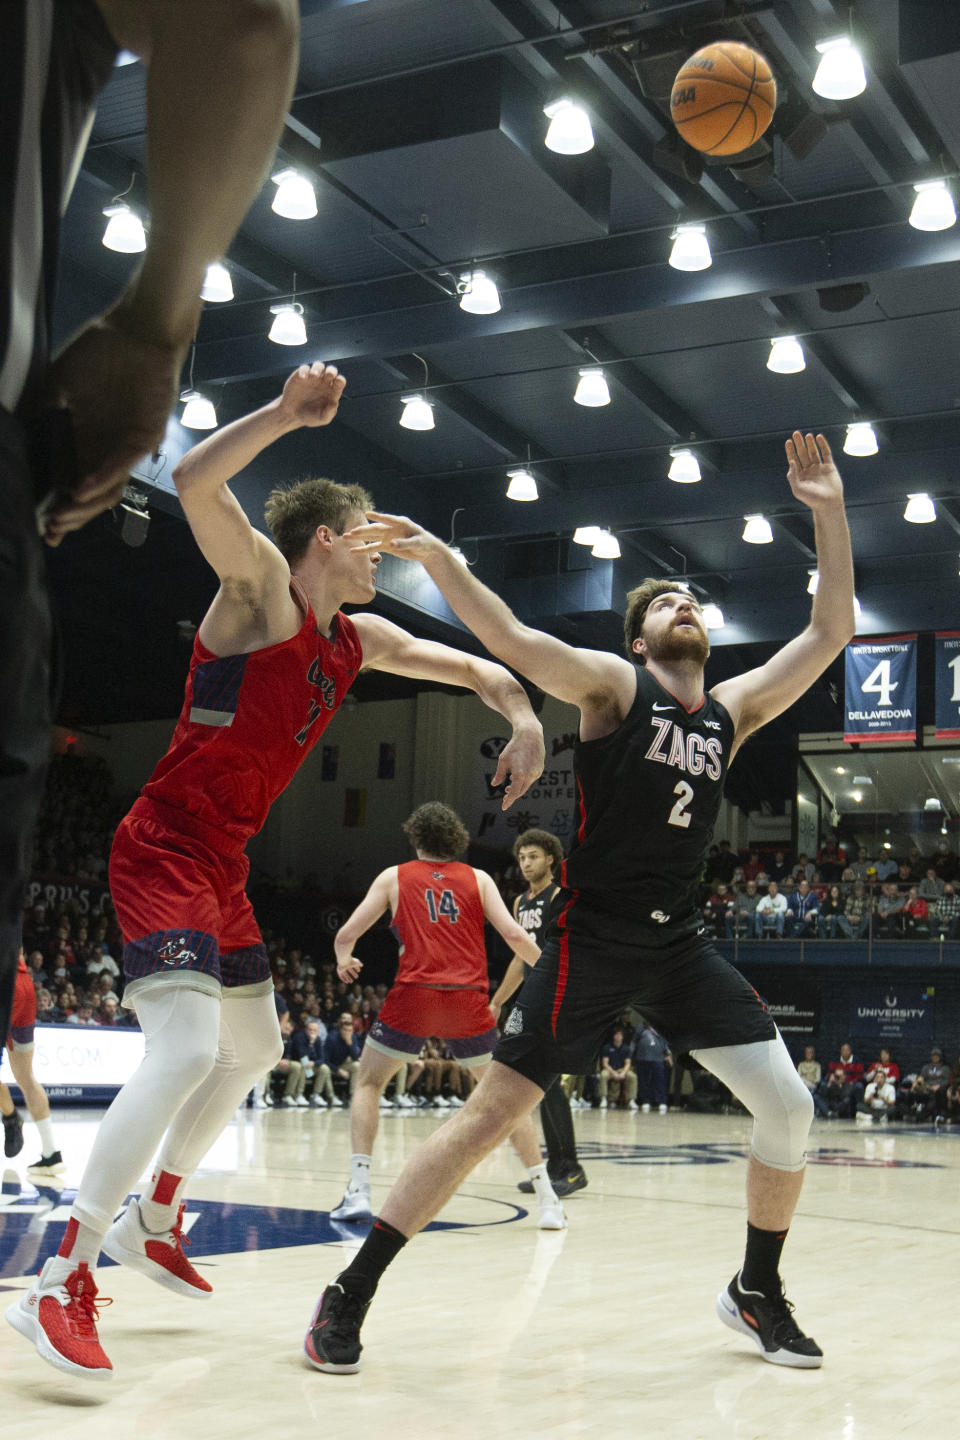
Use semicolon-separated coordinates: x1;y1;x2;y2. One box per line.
36;1116;55;1153
527;1162;558;1203
350;1154;372;1189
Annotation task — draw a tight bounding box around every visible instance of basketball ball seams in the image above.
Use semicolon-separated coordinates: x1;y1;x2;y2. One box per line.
670;41;774;156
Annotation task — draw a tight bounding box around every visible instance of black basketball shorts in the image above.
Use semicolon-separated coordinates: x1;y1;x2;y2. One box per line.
495;904;776;1093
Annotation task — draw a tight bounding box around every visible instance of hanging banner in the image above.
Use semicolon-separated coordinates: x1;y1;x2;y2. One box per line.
934;631;960;739
850;984;936;1041
843;635;917;744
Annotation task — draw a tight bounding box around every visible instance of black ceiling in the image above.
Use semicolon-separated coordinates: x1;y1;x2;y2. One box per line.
50;0;960;755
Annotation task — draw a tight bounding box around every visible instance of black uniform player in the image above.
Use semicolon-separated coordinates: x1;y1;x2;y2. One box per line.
310;431;854;1376
490;829;588;1197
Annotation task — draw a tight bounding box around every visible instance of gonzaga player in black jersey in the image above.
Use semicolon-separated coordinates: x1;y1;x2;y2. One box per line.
490;829;588;1197
307;432;854;1376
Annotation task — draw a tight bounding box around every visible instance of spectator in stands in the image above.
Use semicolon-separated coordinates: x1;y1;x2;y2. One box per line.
713;840;738;886
896;860;913;889
874;882;906;938
838;880;871;940
817;837;845;882
865;1048;900;1091
754;879;787;938
791;853;815;885
818;884;844;939
702;882;734;939
631;1022;671;1113
420;1037;460;1108
916;1048;950;1120
902;887;930;938
946;1056;960;1123
740;851;762;883
873;851;899;883
857;1067;896;1123
729;879;760;939
272;1015;307;1108
816;1043;863;1118
932;883;960;941
796;1045;821;1094
35;989;55;1024
767;850;789;883
66;1003;97;1028
918;867;945;903
292;1019;336;1107
598;1027;637;1109
934;841;957;883
326;1013;363;1102
97;996;119;1027
785;878;819;938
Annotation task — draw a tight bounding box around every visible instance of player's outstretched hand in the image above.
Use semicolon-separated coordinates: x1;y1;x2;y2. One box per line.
785;431;844;511
347;511;438;563
492;728;546;811
337;956;363;982
42;311;188;545
278;362;346;428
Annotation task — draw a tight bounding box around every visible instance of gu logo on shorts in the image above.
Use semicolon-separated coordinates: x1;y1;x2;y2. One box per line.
503;1008;524;1037
158;936;198;967
650;910;670;925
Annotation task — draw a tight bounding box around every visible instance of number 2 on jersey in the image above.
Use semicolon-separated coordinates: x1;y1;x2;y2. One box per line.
424;888;460;923
668;779;694;829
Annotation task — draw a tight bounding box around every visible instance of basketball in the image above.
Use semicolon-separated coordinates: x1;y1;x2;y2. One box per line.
670;41;777;156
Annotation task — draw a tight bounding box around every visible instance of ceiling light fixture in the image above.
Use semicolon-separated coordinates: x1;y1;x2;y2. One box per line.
268;301;306;345
591;530;621;559
399;395;435;430
668;223;712;271
904;492;937;524
702;602;725;630
843;421;878;456
767;335;806;373
201;262;233;303
742;514;773;545
668;447;701;483
102;202;146;253
807;569;820;595
812;35;866;100
909;179;956;232
853;595;862;617
543;98;594;154
180;390;218;429
270;168;318;220
573;368;610;407
458;269;501;314
506;467;538;502
572;526;601;546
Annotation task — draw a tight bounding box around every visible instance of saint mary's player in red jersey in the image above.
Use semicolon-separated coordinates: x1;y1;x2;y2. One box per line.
322;802;564;1252
6;364;544;1382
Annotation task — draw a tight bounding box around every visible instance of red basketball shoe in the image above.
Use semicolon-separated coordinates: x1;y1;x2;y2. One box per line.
103;1198;212;1297
5;1258;113;1379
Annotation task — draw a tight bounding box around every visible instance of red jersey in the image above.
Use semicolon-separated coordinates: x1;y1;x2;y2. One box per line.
142;593;361;847
391;860;487;989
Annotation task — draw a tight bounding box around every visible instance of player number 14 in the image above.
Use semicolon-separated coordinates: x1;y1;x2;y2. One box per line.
425;888;460;923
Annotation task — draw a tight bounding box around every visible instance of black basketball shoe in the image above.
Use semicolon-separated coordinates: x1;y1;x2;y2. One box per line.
3;1110;23;1158
716;1273;823;1368
518;1165;588;1197
304;1282;371;1373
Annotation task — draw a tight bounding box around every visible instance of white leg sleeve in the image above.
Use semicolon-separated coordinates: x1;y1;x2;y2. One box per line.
691;1033;814;1173
70;986;221;1235
153;989;282;1186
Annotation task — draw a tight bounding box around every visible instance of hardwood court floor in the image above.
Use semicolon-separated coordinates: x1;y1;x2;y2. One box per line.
2;1103;958;1439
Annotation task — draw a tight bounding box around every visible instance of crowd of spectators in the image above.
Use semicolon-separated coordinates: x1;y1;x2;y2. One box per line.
796;1041;960;1124
700;838;960;941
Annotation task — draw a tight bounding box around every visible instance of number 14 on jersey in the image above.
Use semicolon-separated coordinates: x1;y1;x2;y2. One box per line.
424;888;460;923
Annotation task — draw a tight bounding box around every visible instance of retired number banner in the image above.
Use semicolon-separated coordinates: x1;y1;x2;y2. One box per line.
935;631;960;739
843;635;917;744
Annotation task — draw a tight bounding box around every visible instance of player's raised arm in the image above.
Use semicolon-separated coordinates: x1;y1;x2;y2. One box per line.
333;868;398;982
712;431;855;753
352;614;545;809
172;364;346;593
349;514;636;720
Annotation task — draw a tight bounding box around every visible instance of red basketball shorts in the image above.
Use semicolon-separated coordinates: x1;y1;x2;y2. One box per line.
366;984;498;1064
8;967;37;1048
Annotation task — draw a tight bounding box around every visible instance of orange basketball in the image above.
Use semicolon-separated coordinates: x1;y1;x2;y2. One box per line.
670;41;777;156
